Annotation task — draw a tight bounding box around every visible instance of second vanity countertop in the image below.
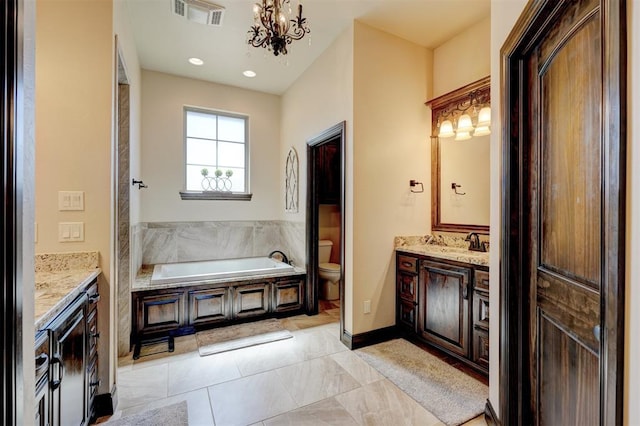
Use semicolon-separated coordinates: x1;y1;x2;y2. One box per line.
396;245;489;266
394;235;489;266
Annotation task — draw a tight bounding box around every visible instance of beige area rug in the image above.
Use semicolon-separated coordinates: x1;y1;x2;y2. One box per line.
106;401;188;426
356;339;488;426
196;318;293;356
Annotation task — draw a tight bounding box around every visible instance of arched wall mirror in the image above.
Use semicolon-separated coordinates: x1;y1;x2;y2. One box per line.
426;76;490;234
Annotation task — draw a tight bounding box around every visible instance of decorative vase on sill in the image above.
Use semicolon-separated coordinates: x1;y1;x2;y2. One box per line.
201;168;233;192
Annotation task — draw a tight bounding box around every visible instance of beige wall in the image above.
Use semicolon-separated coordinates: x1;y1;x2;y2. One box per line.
35;0;115;395
351;22;432;334
433;17;491;97
35;0;113;275
281;26;355;329
140;71;281;223
626;1;640;422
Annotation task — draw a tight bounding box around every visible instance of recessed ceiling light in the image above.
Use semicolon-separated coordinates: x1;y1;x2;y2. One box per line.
188;57;204;66
243;70;257;78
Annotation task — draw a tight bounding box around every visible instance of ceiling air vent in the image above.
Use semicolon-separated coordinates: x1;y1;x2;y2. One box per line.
171;0;225;26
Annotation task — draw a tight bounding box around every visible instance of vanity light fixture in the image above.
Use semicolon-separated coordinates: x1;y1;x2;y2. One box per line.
247;0;311;56
188;57;204;66
430;77;491;140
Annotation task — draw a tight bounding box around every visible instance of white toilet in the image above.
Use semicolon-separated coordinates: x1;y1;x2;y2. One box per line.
318;240;341;300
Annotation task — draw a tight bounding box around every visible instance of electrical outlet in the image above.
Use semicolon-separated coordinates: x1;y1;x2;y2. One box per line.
363;300;371;314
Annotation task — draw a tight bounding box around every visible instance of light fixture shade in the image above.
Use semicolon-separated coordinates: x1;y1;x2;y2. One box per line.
438;120;455;138
456;114;474;133
477;107;492;127
474;126;491;136
455;131;472;141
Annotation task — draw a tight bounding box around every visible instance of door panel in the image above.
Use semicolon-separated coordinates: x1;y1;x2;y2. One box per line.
528;0;602;424
500;0;625;424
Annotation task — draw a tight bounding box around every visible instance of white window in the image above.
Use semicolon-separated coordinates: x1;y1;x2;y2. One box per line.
180;107;251;200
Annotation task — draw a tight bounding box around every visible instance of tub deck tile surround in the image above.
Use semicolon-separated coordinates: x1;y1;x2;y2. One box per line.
133;264;306;291
138;220;305;269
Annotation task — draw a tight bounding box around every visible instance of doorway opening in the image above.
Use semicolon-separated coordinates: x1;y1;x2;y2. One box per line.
306;121;346;337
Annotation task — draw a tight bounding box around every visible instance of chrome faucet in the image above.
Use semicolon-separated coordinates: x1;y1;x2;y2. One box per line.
465;232;487;252
268;250;290;265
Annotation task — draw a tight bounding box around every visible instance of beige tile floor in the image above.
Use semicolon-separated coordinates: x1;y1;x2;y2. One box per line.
100;308;487;426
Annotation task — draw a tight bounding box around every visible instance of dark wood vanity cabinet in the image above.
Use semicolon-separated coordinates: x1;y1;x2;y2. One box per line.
36;278;100;426
396;252;489;374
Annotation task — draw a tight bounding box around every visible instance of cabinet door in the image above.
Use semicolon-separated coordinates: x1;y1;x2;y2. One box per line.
418;260;470;357
272;279;304;312
188;287;229;326
472;328;490;372
49;297;88;426
234;283;270;318
135;291;185;335
397;271;418;303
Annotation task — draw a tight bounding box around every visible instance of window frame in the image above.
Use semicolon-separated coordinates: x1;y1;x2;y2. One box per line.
179;106;252;201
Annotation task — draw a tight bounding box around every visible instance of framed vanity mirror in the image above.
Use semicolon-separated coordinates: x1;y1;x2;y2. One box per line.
427;76;490;234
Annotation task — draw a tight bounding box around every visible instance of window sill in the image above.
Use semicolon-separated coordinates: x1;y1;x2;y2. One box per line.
179;191;253;201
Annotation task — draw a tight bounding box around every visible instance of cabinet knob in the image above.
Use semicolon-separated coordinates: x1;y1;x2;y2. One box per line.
593;324;601;343
88;293;100;304
90;379;102;387
90;332;100;339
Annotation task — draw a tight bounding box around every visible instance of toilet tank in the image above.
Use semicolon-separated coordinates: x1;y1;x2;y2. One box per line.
318;240;333;263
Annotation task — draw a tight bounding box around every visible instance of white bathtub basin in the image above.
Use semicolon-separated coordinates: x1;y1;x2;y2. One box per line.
150;256;295;285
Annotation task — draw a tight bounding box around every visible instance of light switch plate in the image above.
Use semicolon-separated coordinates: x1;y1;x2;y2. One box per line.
58;191;84;211
58;222;84;242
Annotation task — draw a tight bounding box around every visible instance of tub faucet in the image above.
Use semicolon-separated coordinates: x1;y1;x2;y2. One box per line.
268;250;290;265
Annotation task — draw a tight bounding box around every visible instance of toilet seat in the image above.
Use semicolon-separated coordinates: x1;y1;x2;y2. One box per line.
319;262;340;272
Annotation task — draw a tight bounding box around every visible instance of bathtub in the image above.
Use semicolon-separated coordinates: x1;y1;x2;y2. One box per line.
150;256;295;285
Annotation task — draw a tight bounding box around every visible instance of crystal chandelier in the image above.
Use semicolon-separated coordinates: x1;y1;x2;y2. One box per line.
247;0;310;56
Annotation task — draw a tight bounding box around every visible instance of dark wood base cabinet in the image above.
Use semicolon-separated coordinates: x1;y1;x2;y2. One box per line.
396;252;489;375
35;278;100;426
133;275;306;349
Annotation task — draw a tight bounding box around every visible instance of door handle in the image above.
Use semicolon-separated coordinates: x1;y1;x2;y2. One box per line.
462;284;469;300
593;325;601;343
50;355;64;390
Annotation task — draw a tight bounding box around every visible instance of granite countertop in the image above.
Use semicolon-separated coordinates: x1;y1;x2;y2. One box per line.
133;264;307;291
395;234;490;267
396;245;489;266
34;251;102;331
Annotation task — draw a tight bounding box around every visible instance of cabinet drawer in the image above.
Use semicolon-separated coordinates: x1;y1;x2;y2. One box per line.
87;307;99;359
34;331;49;384
397;272;418;303
473;290;490;330
398;299;417;331
397;255;418;274
474;269;490;292
472;328;490;372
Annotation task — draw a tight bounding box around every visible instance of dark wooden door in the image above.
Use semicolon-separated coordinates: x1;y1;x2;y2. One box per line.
419;260;470;357
528;1;603;424
501;0;626;424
